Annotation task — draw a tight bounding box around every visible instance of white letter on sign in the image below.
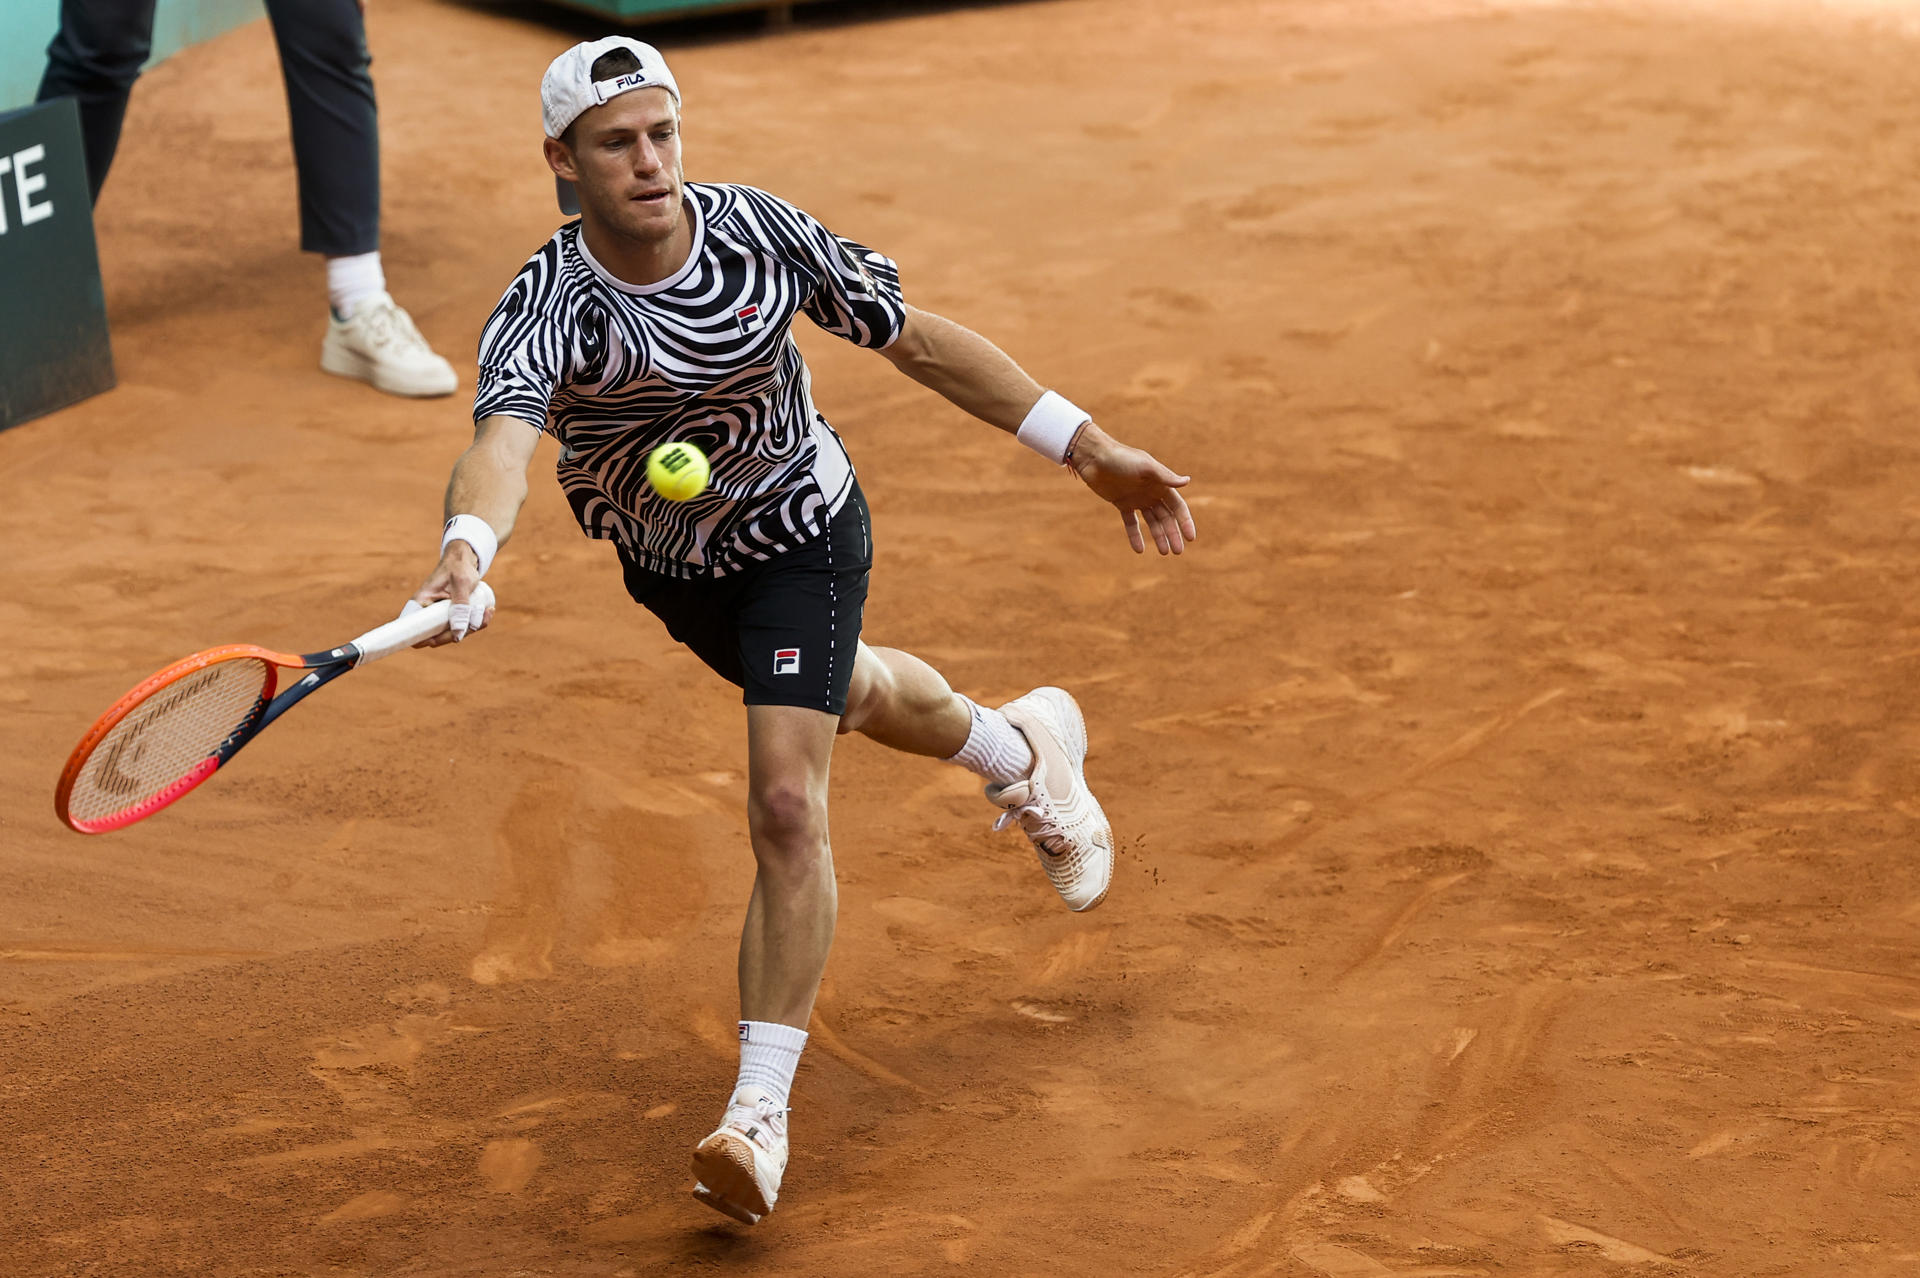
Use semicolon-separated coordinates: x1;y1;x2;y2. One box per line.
0;155;11;233
14;146;53;227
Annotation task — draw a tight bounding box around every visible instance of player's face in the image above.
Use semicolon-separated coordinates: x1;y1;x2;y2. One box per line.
560;89;685;244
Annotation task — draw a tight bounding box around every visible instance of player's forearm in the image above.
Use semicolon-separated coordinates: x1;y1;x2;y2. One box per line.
444;439;530;545
885;307;1044;433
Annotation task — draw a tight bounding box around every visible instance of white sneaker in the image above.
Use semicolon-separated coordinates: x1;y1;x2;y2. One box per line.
988;687;1114;912
320;291;458;397
690;1087;789;1225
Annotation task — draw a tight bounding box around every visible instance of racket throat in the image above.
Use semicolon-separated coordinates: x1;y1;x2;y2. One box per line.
254;658;351;734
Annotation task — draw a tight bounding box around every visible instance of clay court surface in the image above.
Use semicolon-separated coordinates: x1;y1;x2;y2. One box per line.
7;0;1920;1271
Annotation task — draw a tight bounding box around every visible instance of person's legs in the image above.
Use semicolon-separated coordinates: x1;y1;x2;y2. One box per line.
837;643;971;757
691;701;836;1226
36;0;158;202
261;0;377;258
264;0;455;395
738;703;839;1029
841;639;1113;911
672;483;1107;1224
674;503;865;1226
842;641;1041;783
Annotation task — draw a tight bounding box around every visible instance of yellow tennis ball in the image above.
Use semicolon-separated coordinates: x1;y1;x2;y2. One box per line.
647;440;710;502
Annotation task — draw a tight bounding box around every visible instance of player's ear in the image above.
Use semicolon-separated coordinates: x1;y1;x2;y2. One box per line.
544;135;578;182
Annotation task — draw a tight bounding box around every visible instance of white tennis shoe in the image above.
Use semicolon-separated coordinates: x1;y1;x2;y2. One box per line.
320;291;458;398
690;1086;789;1225
989;686;1114;912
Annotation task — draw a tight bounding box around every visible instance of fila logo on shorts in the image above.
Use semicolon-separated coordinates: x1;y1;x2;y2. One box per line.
774;648;800;675
735;304;764;335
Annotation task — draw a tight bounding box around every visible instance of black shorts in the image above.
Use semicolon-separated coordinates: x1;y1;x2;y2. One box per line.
617;483;872;716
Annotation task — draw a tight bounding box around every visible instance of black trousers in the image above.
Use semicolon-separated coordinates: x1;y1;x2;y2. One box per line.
37;0;380;256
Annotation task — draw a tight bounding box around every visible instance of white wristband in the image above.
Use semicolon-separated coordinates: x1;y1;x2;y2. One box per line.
441;514;498;579
1016;391;1091;465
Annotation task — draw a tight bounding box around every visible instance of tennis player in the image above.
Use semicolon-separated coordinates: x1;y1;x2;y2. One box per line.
408;37;1196;1226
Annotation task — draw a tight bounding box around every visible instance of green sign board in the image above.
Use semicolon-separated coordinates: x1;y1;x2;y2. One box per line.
0;97;113;431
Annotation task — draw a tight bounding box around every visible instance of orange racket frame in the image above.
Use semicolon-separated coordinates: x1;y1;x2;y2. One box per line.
55;588;494;834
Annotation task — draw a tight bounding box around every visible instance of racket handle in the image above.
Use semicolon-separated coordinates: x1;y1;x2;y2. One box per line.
349;582;498;666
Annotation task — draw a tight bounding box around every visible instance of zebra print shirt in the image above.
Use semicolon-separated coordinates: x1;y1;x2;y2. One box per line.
473;182;906;578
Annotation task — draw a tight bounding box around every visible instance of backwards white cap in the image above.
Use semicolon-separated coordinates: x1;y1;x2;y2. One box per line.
541;37;680;139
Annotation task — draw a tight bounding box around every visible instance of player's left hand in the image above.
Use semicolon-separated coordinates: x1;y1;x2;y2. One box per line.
1067;423;1198;555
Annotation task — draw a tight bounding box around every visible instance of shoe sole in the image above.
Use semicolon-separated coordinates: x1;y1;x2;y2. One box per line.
690;1131;774;1225
320;343;458;398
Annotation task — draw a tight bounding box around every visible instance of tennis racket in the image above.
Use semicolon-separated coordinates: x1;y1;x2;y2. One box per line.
55;584;496;835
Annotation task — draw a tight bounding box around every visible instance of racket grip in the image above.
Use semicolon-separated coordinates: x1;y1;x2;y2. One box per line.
350;582;498;666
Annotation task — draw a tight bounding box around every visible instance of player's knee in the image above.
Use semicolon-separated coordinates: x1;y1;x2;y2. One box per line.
747;783;827;866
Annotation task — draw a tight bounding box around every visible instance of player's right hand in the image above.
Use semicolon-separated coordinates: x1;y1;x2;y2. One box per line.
409;543;493;647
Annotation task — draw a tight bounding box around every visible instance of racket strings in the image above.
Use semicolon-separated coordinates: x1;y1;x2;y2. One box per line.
66;659;274;825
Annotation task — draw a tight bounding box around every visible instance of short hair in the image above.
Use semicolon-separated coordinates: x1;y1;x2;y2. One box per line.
560;49;648;148
590;48;643;80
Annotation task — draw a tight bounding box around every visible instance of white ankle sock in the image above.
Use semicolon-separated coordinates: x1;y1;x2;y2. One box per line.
735;1020;808;1108
327;251;386;320
946;696;1034;787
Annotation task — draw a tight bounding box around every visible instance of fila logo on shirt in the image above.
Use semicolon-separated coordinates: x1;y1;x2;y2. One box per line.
734;303;764;335
773;648;801;676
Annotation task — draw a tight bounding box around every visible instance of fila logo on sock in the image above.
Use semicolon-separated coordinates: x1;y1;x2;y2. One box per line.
773;648;801;675
738;1022;751;1042
735;304;764;335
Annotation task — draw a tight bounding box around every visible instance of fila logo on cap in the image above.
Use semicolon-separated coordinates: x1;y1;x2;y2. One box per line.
774;648;800;675
591;66;659;106
735;304;764;335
